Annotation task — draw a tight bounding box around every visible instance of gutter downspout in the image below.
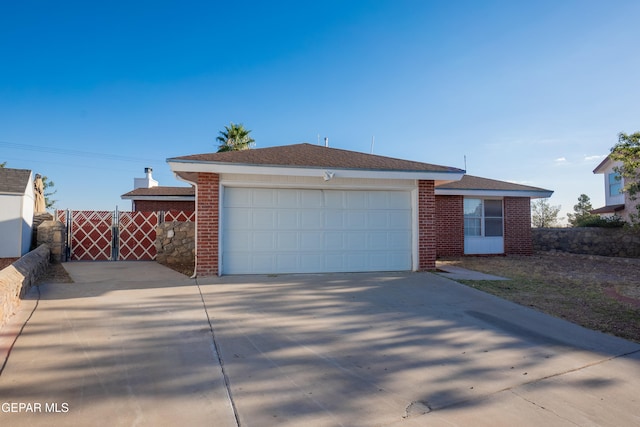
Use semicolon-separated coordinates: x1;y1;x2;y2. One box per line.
173;173;198;279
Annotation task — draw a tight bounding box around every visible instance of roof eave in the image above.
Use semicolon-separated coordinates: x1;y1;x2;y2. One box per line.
167;159;464;181
435;188;554;199
120;195;195;201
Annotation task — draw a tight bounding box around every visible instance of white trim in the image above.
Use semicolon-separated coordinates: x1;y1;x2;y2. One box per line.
436;188;553;198
120;195;195;201
411;187;419;271
168;160;464;182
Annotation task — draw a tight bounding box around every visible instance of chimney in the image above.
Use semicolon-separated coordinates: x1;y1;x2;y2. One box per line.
324;137;329;147
134;167;159;189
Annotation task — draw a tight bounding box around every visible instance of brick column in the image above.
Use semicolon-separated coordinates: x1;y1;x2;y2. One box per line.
504;197;532;255
418;180;436;270
435;195;464;257
196;173;220;276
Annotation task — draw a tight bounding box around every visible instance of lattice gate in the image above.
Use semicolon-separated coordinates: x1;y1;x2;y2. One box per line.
58;210;194;261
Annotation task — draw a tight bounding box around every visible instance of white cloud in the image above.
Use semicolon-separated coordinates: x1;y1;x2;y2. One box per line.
583;154;606;162
554;157;568;164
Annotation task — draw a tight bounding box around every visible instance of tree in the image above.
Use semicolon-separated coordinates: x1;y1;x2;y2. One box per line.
531;199;562;228
610;131;640;225
216;122;255;152
566;194;599;227
0;161;6;167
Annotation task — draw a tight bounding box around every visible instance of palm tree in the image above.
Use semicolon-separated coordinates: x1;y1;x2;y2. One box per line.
216;122;255;152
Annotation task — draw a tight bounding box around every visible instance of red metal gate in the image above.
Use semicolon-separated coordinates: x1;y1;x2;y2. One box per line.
58;210;195;261
117;211;158;260
58;210;114;261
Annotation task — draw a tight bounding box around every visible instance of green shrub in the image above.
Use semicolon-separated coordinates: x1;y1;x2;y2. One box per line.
576;216;626;228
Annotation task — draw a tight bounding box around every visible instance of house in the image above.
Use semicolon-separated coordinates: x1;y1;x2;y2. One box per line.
0;168;35;257
591;156;638;221
167;143;552;276
121;167;195;212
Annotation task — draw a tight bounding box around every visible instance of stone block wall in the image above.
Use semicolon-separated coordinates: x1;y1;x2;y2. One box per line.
532;227;640;258
156;221;195;268
0;244;50;329
37;220;67;262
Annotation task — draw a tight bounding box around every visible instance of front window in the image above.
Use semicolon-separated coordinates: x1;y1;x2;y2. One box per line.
608;173;622;196
464;198;503;237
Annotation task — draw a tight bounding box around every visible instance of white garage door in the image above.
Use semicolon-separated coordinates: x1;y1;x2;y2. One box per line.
222;188;412;274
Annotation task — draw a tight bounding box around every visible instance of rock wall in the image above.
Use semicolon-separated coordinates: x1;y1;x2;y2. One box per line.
156;221;195;267
37;220;67;262
532;227;640;258
0;244;50;329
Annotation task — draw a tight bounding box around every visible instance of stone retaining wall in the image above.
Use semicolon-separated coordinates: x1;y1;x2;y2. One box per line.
0;244;50;329
156;221;195;267
532;227;640;258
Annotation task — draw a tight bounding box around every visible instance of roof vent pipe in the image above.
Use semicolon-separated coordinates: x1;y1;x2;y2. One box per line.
324;137;329;147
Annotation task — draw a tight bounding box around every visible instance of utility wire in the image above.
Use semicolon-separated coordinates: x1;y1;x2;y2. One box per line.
0;140;165;164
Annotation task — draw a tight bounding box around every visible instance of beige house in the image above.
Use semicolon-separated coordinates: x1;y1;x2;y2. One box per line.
592;156;639;222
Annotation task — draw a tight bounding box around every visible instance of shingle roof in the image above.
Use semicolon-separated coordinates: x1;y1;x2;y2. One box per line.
436;175;552;193
121;186;195;198
0;168;32;194
169;143;463;173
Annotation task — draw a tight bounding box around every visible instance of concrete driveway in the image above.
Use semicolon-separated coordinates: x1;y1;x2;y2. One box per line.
1;263;639;426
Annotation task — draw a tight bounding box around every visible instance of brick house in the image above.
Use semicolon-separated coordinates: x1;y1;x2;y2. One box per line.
121;167;195;212
167;143;552;276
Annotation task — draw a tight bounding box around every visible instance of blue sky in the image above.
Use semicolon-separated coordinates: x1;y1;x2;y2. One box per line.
1;1;639;222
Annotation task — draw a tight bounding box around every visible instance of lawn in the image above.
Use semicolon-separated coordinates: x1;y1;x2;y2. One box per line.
438;252;640;343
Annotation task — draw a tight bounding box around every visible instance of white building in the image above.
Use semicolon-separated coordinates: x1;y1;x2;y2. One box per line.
0;168;35;257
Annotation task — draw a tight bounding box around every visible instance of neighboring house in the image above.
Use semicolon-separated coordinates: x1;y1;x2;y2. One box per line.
121;167;195;212
591;156;638;221
167;143;553;276
0;168;35;257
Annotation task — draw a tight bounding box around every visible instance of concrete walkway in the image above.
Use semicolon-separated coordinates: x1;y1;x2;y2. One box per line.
1;262;640;426
0;262;237;427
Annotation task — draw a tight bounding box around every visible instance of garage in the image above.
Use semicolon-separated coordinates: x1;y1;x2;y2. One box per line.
222;187;412;274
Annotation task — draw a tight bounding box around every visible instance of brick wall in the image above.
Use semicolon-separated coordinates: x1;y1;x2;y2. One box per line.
196;173;219;276
134;200;195;212
435;195;464;257
504;197;532;255
418;180;436;270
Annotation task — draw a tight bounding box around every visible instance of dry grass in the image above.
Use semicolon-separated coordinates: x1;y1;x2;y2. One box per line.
438;252;640;343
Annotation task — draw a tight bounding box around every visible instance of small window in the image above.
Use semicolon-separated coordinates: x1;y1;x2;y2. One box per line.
463;198;503;237
608;173;622;196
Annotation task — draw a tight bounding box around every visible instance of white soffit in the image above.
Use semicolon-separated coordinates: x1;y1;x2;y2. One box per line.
167;160;464;182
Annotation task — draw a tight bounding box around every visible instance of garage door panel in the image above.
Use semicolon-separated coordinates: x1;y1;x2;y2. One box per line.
222;188;412;274
277;211;299;228
324;191;344;208
389;211;411;228
253;232;275;250
300;232;322;250
325;232;345;249
347;192;367;209
276;189;299;208
252;210;276;228
300;210;322;228
368;212;388;228
368;232;388;249
276;253;298;271
225;187;252;207
224;231;251;251
325;211;344;228
301;190;323;208
276;232;298;250
347;211;367;228
253;188;276;207
347;232;367;250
